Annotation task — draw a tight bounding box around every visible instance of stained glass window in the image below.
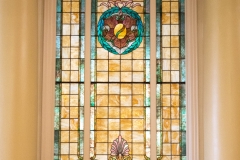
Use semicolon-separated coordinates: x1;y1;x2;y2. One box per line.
156;0;186;159
90;0;150;159
55;0;85;159
54;0;186;159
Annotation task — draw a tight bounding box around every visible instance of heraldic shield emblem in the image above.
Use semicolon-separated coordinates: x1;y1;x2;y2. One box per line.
98;0;144;55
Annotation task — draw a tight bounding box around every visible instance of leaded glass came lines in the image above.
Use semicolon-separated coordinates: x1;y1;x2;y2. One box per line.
55;0;85;159
156;0;186;159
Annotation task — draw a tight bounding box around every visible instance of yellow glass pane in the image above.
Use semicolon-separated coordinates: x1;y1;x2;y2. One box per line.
163;60;170;70
171;60;179;70
121;72;132;82
96;143;107;154
133;119;144;130
109;60;120;71
61;155;68;160
109;107;120;118
97;2;108;12
172;144;180;155
171;25;179;35
71;13;79;23
171;36;179;47
133;95;144;106
97;48;108;59
162;36;170;47
62;95;69;106
133;60;143;71
97;83;108;94
109;83;120;94
121;60;132;71
71;48;79;58
133;107;144;118
97;60;108;71
70;131;78;142
61;143;69;154
121;84;132;94
133;72;144;82
97;72;108;82
120;95;132;106
70;119;78;130
133;48;144;59
62;83;70;94
162;95;170;106
171;48;179;58
163;132;170;143
172;132;180;143
63;2;71;12
163;107;170;118
162;2;170;12
70;143;78;154
162;84;170;94
121;119;132;130
163;119;170;130
132;84;143;94
171;2;179;12
61;131;69;142
97;95;108;106
109;95;120;106
70;107;78;118
132;143;144;154
71;59;79;70
132;131;144;142
171;107;180;118
121;131;132;142
96;119;108;130
62;48;70;58
70;71;78;82
62;36;70;47
121;107;132;118
109;119;120;130
162;13;170;24
171;95;179;106
171;13;179;24
61;119;70;130
109;52;120;59
171;120;180;131
63;13;71;23
96;131;108;142
61;107;69;118
162;48;170;59
163;144;171;155
109;131;119;142
72;2;79;12
109;72;120;82
97;107;108;118
70;95;78;106
171;84;179;95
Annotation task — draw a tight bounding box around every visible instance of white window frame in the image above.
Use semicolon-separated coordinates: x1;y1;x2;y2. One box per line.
38;0;199;159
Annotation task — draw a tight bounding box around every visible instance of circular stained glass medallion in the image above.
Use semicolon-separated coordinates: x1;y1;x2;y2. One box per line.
98;7;144;55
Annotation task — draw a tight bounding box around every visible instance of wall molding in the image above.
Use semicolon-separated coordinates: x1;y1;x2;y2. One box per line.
186;0;199;159
40;0;56;159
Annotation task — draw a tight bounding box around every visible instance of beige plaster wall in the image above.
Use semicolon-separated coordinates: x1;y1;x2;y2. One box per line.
198;0;240;159
0;0;39;159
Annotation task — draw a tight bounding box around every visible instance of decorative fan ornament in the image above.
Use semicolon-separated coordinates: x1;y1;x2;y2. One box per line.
108;135;132;160
98;0;144;55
